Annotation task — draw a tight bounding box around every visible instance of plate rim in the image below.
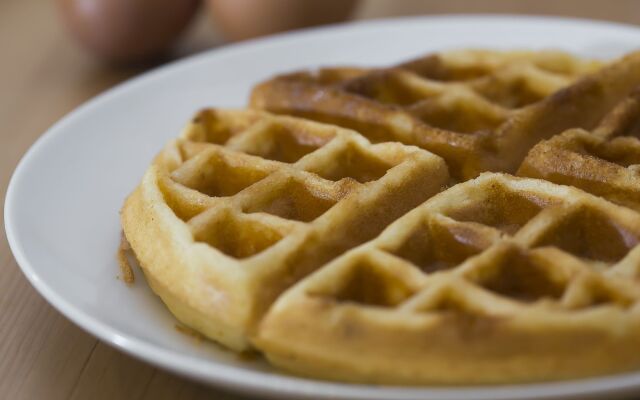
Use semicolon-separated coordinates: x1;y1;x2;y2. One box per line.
5;14;640;400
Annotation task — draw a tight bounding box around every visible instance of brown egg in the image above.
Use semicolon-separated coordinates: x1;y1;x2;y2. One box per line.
207;0;359;42
57;0;201;64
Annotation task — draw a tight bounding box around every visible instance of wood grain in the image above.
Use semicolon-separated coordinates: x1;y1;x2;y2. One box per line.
2;1;640;399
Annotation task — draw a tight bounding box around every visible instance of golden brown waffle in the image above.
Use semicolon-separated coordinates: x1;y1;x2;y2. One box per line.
519;89;640;211
256;173;640;384
121;109;448;350
251;49;640;180
121;49;640;385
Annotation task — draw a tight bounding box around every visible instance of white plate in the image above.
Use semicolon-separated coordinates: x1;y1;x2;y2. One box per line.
6;15;640;400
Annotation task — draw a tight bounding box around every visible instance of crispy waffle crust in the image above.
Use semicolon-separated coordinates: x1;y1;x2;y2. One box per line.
519;88;640;211
122;49;640;384
251;50;640;180
255;173;640;384
121;109;448;350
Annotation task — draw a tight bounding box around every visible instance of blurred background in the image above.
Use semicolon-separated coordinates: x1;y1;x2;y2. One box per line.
2;1;640;399
4;0;640;190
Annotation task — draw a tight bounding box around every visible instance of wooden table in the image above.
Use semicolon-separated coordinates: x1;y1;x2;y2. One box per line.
2;1;640;399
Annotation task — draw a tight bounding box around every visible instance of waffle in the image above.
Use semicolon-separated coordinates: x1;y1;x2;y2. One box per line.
121;48;640;385
256;173;640;384
519;88;640;211
251;49;640;180
121;109;448;350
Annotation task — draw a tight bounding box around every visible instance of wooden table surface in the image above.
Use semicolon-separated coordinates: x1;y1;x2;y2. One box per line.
2;1;640;399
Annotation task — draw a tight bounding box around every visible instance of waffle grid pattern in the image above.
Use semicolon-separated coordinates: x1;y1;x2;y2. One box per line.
256;173;640;383
519;88;640;211
122;49;640;384
123;109;448;350
251;50;614;179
